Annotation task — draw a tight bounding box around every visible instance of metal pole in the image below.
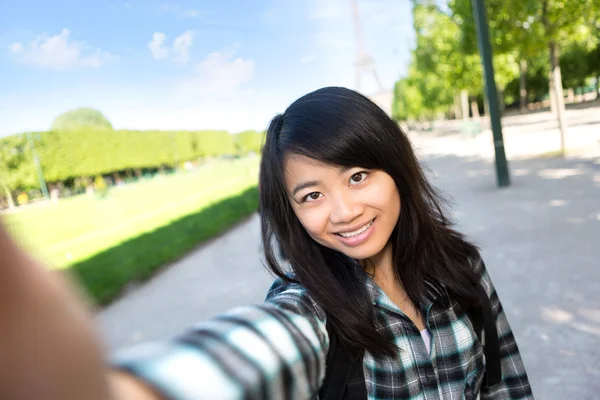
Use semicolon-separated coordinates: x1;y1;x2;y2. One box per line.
26;132;50;199
472;0;510;187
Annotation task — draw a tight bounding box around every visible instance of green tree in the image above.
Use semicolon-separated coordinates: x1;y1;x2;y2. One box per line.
410;1;482;119
560;42;592;91
588;45;600;97
450;0;547;110
234;130;265;155
585;5;600;97
492;53;520;110
487;0;590;153
50;108;113;131
503;52;550;106
534;0;589;153
0;135;36;208
393;66;437;121
392;73;424;121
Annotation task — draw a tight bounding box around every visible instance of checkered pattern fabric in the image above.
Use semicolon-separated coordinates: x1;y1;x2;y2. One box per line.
114;259;533;399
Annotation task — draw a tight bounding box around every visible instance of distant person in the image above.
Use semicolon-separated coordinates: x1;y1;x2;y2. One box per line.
0;87;533;399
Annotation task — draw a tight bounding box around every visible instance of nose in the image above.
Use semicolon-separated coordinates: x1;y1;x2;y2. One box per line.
329;191;363;225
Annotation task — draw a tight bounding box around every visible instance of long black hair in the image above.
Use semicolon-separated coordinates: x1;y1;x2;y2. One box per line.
259;87;481;357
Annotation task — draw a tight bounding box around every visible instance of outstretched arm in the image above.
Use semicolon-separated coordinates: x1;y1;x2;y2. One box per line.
111;282;329;399
0;219;328;399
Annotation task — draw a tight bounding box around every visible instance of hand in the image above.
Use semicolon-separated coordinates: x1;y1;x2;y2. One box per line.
0;220;159;400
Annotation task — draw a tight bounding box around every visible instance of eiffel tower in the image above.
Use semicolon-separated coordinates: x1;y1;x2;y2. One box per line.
351;0;393;114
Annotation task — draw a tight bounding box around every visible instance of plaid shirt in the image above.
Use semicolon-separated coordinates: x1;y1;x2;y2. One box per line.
114;258;533;399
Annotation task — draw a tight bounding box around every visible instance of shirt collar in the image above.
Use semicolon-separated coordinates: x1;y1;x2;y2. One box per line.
365;274;439;317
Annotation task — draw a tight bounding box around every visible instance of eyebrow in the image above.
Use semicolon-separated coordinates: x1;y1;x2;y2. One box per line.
292;180;320;196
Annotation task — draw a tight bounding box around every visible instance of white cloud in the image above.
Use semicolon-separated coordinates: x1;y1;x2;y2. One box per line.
158;3;204;19
173;48;255;98
158;2;175;14
173;30;193;64
148;31;194;63
181;9;199;18
148;32;169;59
9;42;23;53
80;49;115;67
7;29;114;70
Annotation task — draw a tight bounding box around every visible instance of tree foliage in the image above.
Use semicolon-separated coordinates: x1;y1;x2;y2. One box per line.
50;108;113;131
0;135;35;183
413;2;483;92
392;0;600;122
392;1;481;120
0;135;37;207
234;130;265;155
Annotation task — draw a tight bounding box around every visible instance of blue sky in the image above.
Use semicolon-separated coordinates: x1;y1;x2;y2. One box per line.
0;0;415;136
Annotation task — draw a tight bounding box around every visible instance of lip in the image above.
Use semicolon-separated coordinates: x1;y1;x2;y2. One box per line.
334;218;376;247
335;219;375;235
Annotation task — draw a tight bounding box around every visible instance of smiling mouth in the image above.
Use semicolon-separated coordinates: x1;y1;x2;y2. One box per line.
336;219;375;238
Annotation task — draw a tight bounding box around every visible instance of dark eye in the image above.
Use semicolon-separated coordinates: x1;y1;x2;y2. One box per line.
303;192;322;202
350;172;367;184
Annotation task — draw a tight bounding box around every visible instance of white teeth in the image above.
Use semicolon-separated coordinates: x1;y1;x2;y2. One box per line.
338;220;374;238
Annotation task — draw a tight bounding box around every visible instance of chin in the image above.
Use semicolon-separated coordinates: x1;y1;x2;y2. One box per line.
337;243;385;261
316;235;388;261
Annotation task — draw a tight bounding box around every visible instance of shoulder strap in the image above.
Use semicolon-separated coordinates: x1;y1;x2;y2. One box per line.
319;319;367;400
473;282;502;387
458;280;502;388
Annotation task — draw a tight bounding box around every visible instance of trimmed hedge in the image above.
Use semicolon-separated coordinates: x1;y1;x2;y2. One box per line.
0;128;265;192
36;128;236;181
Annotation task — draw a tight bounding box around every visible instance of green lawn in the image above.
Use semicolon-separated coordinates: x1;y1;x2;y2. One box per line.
5;156;260;269
70;185;260;305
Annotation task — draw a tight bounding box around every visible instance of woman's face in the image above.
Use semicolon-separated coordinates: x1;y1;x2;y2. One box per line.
284;154;401;261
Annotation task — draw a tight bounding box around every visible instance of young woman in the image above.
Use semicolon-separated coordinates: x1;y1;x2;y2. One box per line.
0;87;533;399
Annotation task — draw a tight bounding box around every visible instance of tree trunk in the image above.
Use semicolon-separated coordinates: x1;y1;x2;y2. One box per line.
548;41;568;155
519;59;528;111
460;90;469;121
499;89;505;111
454;93;462;119
549;84;556;114
1;181;15;209
470;99;480;119
596;76;599;99
483;92;490;117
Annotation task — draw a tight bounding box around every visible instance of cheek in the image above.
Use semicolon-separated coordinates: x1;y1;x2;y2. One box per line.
294;207;330;239
365;181;400;212
373;184;401;218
